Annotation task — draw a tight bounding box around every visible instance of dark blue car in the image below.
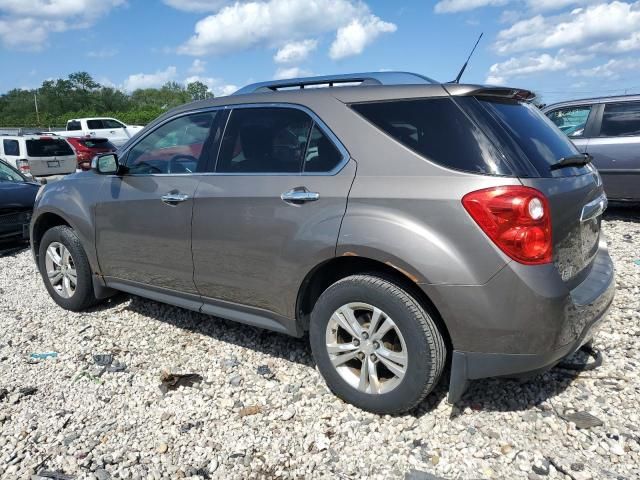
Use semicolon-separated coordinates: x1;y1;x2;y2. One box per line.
0;158;39;244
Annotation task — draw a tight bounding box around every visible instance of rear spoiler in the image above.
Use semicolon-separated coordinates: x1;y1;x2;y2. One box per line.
444;84;536;101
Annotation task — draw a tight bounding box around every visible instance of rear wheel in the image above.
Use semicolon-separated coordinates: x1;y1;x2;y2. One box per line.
38;226;98;311
309;275;446;414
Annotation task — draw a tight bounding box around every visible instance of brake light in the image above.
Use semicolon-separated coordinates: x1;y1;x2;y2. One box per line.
17;159;30;174
462;186;552;265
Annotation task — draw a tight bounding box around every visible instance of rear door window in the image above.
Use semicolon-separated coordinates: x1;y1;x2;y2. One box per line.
87;120;104;129
600;101;640;137
303;125;343;173
351;98;512;175
546;105;592;138
67;120;82;131
216;107;313;173
25;139;74;157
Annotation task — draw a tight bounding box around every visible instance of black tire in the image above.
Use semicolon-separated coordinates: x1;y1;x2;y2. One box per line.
309;275;446;414
38;225;99;311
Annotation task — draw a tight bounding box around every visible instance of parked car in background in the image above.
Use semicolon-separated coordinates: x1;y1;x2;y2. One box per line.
0;159;39;244
56;117;143;147
0;135;77;178
31;72;614;414
544;94;640;203
66;137;117;171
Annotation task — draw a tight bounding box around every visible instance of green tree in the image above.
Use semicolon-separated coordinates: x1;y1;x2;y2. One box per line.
187;81;213;101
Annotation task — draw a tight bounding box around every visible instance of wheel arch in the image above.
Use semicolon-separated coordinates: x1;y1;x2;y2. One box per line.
296;255;453;353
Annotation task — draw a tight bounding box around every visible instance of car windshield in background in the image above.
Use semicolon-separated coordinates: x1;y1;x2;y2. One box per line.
26;139;74;157
0;161;24;182
80;138;115;149
456;97;580;177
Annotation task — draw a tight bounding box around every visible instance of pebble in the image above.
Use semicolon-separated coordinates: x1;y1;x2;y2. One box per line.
0;212;637;479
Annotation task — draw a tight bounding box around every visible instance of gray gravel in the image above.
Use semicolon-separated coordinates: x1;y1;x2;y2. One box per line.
1;209;639;480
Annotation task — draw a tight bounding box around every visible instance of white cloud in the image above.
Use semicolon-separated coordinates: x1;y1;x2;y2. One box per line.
124;66;178;91
162;0;231;13
0;0;125;49
87;48;118;58
434;0;509;14
570;57;640;79
273;66;312;80
189;59;206;74
176;0;395;58
184;74;237;96
329;15;396;60
494;2;640;55
485;50;590;84
274;39;318;63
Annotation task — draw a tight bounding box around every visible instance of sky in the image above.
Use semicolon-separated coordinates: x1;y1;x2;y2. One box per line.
0;0;639;104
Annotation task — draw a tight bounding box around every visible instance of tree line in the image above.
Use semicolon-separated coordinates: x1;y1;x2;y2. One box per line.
0;72;214;128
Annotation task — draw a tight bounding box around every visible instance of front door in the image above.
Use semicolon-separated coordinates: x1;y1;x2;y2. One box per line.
192;107;355;323
95;111;218;294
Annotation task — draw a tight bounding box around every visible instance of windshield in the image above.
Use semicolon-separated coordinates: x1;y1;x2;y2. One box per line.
0;161;25;182
26;139;74;157
79;138;116;149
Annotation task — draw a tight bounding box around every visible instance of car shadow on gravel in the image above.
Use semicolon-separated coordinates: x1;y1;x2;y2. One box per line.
124;295;315;368
0;240;29;257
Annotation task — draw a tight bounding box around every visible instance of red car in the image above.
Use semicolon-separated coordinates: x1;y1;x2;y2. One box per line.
66;137;116;171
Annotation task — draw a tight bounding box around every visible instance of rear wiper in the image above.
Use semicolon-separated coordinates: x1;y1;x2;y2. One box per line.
549;153;592;170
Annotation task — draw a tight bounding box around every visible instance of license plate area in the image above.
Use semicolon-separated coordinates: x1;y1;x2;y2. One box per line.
47;160;60;168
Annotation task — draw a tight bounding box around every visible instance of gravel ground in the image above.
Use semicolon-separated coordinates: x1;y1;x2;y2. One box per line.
0;209;639;480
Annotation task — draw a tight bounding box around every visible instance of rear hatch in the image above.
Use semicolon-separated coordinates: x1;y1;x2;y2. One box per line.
452;89;605;287
25;138;77;176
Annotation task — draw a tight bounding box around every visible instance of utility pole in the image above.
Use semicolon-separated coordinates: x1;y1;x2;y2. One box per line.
34;91;40;125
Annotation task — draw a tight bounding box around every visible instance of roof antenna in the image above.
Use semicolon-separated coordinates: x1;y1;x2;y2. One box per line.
451;32;483;84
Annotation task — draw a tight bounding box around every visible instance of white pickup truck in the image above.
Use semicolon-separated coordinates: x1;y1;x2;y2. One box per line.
56;117;144;148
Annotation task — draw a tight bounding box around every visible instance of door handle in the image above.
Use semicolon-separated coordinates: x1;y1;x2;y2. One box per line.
281;187;320;205
161;193;189;205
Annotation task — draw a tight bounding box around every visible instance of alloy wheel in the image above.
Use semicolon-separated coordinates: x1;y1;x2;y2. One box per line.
325;302;408;394
45;242;77;298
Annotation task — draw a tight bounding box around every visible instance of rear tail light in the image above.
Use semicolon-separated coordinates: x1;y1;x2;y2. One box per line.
462;186;552;265
17;159;30;174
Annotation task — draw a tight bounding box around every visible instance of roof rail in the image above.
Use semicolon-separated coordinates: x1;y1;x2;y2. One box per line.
232;71;437;95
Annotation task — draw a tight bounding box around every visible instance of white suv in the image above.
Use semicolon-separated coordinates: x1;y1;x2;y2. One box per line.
0;135;77;178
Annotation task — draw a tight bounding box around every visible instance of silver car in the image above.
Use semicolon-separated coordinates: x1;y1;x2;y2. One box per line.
30;72;615;414
544;94;640;203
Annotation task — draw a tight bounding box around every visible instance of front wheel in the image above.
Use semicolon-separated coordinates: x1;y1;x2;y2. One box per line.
309;275;446;414
38;225;99;311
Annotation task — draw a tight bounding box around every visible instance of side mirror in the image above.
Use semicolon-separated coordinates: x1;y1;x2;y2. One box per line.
92;153;124;175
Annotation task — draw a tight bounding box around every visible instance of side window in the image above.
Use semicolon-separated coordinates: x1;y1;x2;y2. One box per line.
217;107;312;173
87;120;104;129
3;139;20;156
126;112;216;175
103;119;125;129
303;125;343;173
67;120;82;131
546;105;592;138
600;101;640;137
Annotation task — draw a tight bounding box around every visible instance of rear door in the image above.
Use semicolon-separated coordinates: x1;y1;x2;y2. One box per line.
192;105;355;323
95;111;217;297
458;96;605;287
583;100;640;202
25;137;77;176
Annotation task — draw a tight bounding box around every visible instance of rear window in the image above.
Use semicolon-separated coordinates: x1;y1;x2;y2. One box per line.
79;138;115;149
26;139;74;157
456;97;581;177
351;98;512;175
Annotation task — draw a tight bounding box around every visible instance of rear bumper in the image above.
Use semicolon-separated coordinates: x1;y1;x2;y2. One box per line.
421;240;615;403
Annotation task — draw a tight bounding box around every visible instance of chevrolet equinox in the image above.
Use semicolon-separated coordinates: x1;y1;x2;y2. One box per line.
31;72;615;414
